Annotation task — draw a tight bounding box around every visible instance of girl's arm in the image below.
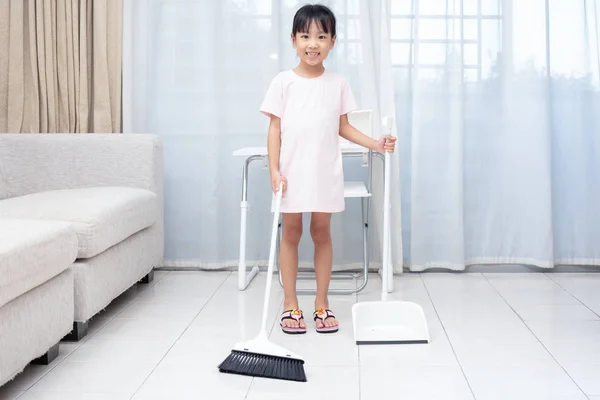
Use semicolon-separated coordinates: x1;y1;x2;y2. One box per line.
339;114;397;153
267;115;281;173
339;114;378;150
267;115;288;194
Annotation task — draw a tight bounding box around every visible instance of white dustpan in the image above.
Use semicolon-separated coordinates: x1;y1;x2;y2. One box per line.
352;118;430;345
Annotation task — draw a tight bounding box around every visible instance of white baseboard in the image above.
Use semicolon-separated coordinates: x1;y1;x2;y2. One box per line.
158;259;383;272
157;259;600;274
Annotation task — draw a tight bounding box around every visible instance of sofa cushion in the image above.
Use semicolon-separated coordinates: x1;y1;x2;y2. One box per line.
0;219;77;308
0;187;157;259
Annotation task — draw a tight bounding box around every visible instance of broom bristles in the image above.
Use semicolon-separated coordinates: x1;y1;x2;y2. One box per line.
218;350;307;382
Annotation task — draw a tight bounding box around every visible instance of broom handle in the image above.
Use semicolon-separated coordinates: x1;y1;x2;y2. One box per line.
260;181;283;335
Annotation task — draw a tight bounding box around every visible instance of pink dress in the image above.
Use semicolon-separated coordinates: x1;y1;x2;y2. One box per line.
260;69;358;213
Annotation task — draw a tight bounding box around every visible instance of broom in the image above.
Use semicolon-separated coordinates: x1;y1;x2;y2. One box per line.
218;182;307;382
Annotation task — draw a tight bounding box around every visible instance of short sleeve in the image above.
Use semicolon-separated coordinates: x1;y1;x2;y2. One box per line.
340;79;358;115
259;74;283;118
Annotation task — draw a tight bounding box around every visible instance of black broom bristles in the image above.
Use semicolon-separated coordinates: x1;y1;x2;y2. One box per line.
218;350;307;382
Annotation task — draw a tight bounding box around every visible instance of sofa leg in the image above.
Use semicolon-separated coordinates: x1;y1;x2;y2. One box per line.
63;321;89;342
139;269;154;284
31;343;59;365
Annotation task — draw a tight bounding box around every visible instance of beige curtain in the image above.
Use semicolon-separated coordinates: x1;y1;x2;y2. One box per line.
0;0;122;133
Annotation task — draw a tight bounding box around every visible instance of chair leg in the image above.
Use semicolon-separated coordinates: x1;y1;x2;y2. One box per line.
238;156;261;291
357;196;369;292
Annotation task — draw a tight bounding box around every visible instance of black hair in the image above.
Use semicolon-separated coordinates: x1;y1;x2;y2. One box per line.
291;3;337;38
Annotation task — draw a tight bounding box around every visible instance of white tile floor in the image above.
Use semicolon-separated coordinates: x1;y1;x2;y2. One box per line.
0;270;599;400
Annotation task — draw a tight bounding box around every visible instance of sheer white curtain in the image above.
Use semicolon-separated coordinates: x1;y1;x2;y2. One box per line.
393;0;600;271
124;0;600;274
123;0;397;271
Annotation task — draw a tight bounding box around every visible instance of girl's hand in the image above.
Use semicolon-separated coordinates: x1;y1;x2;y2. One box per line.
375;135;397;153
271;172;288;197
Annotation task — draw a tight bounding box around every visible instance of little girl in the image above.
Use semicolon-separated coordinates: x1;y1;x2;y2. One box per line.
260;4;396;334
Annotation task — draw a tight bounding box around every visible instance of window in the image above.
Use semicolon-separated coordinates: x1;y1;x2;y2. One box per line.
334;0;361;66
390;0;502;82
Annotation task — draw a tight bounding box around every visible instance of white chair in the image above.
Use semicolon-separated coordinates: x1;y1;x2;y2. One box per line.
275;110;378;294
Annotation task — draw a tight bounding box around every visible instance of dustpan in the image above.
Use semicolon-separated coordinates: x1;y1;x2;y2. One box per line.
351;117;430;345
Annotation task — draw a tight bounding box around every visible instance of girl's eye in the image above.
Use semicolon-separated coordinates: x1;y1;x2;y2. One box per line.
319;36;326;39
302;35;309;38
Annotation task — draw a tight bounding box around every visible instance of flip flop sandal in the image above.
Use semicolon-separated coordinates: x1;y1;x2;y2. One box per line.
280;309;307;334
313;308;339;333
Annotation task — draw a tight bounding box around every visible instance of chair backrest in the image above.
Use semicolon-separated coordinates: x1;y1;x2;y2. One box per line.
339;109;373;149
347;109;373;137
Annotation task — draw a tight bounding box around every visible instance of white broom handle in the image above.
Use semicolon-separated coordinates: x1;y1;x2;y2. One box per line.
261;181;283;334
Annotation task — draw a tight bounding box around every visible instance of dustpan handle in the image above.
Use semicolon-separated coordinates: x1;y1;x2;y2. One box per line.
381;117;392;302
261;181;283;335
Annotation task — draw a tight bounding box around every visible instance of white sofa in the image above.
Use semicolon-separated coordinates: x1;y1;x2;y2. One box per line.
0;134;163;385
0;219;77;386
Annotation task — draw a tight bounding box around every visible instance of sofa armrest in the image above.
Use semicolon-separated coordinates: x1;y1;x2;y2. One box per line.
0;134;162;199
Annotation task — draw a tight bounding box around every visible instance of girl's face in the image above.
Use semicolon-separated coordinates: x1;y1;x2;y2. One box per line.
292;21;336;67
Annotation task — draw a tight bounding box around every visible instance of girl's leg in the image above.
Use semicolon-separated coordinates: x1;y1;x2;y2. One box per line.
310;212;338;329
280;213;306;330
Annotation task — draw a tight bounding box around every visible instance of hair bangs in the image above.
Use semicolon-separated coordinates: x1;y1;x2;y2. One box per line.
292;4;337;37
